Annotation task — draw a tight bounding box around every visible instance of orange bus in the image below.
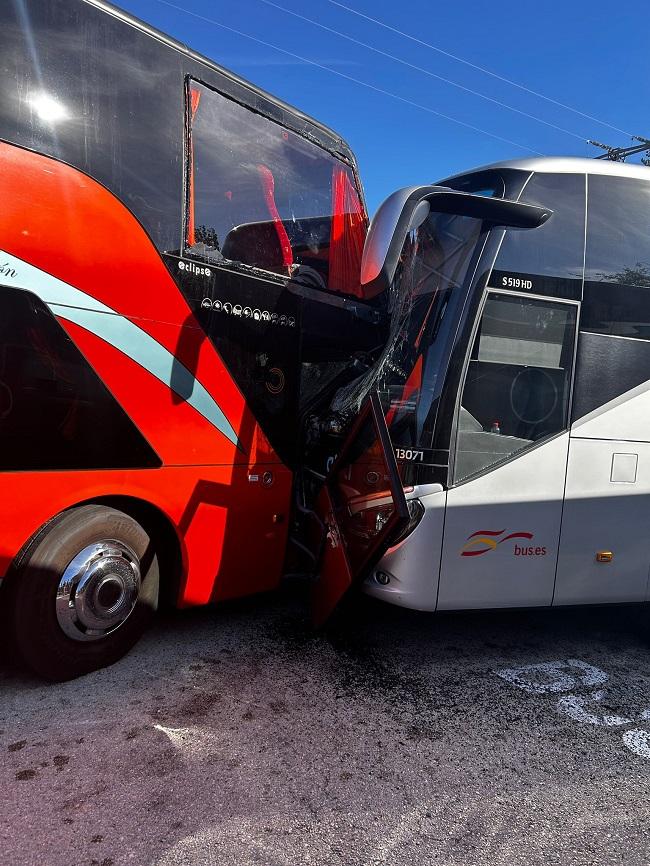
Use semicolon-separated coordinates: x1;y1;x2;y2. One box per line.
0;0;373;679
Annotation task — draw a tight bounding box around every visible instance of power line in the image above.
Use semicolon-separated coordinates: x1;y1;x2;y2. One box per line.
153;0;543;154
589;136;650;161
326;0;634;139
258;0;586;142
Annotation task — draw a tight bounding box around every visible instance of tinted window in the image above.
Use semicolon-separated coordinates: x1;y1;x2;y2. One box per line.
438;167;532;202
582;175;650;339
186;81;366;296
1;0;183;253
572;331;650;421
0;288;160;471
382;212;483;447
439;169;507;198
336;211;485;482
454;293;577;482
491;173;586;299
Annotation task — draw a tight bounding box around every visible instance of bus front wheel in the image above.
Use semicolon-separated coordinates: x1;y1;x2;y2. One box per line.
7;504;159;681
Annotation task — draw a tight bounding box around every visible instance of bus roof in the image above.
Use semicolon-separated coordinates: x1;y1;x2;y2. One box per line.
448;156;650;182
86;0;355;161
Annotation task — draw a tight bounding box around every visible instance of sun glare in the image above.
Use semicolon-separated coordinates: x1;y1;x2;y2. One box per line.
29;92;68;123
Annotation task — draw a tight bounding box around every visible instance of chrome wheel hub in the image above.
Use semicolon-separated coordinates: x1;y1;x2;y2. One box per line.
56;541;141;642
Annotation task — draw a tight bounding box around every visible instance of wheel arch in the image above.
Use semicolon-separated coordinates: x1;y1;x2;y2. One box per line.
4;495;184;609
82;495;184;608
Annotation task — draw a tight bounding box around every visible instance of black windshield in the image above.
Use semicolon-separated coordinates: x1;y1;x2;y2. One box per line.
378;212;484;481
326;168;530;486
324;209;486;485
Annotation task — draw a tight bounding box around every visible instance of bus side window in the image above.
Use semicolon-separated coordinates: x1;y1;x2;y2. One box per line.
571;175;650;421
582;176;650;339
490;172;586;300
453;293;577;483
185;81;367;296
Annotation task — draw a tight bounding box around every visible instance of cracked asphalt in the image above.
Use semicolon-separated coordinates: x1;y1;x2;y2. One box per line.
2;586;650;866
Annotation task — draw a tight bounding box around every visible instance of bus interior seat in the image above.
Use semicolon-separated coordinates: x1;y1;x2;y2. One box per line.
222;219;288;272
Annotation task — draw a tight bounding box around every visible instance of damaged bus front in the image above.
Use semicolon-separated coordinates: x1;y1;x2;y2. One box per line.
307;169;551;621
312;158;650;623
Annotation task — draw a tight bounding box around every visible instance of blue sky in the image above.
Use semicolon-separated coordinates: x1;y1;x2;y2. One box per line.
118;0;650;213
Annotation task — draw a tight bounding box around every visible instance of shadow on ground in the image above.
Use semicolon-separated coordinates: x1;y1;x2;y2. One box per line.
2;587;650;866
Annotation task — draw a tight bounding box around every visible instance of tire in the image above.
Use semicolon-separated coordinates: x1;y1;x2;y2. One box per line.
6;504;159;681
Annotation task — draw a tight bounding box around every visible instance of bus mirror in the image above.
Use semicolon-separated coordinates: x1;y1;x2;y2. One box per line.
360;185;553;295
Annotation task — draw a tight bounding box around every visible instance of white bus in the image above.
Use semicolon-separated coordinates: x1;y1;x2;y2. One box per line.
311;157;650;620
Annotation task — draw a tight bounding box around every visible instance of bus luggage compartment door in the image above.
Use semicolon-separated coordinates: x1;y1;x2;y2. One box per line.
312;392;409;626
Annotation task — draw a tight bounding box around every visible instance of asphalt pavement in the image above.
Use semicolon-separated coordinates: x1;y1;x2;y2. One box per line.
2;586;650;866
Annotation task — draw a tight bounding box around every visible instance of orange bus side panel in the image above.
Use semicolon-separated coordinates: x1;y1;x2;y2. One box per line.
0;466;291;605
0;141;266;464
0;142;292;604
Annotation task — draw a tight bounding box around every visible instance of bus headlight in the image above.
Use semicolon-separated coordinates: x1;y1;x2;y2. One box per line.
392;498;425;545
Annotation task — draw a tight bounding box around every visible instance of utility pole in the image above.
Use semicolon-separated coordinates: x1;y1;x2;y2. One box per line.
588;136;650;163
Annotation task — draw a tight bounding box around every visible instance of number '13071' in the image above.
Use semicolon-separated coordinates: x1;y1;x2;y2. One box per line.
395;448;424;462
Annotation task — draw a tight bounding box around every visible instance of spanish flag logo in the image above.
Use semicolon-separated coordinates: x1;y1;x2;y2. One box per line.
460;529;534;557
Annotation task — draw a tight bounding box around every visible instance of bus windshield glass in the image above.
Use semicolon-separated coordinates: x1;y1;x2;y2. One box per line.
381;212;483;469
330;210;485;479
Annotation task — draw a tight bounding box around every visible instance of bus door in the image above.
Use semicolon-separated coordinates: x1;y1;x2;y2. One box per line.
437;290;579;609
312;392;409;625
